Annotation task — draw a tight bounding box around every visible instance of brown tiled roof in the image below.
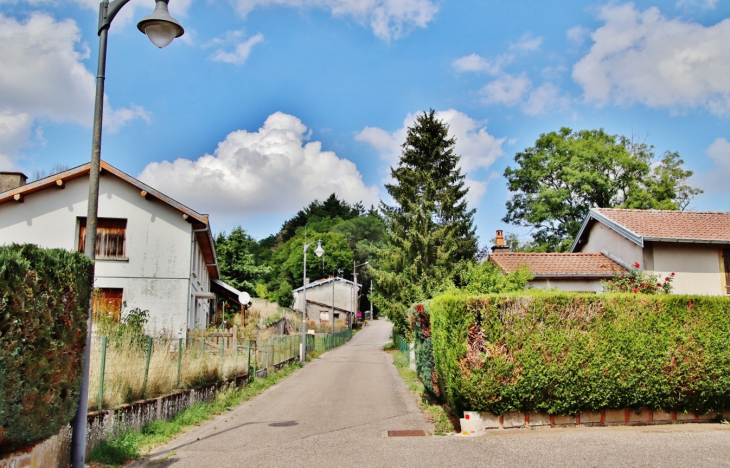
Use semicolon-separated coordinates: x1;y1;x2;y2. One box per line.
594;208;730;242
488;252;626;277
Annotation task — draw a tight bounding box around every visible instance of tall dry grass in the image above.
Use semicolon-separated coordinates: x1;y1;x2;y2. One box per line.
88;333;302;411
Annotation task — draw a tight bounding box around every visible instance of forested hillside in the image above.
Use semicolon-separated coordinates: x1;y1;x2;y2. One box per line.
215;194;384;315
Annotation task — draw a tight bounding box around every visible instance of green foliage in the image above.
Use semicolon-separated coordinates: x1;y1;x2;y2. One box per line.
0;244;94;452
272;231;354;287
603;262;675;294
458;261;533;295
215;226;271;295
271;282;294;309
279;193;364;243
503;128;702;251
430;292;730;416
254;283;269;300
373;110;478;336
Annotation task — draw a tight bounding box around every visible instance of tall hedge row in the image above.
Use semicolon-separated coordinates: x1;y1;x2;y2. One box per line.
0;244;93;452
430;292;730;416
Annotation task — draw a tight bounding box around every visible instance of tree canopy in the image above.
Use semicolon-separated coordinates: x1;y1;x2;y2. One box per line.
503;128;702;251
372;110;478;335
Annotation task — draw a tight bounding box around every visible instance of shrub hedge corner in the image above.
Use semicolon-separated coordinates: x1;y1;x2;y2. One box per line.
429;291;730;416
0;244;93;452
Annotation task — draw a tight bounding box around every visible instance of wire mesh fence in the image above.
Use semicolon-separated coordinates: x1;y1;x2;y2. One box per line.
87;328;354;411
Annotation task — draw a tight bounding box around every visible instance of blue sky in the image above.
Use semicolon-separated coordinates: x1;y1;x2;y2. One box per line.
1;0;729;246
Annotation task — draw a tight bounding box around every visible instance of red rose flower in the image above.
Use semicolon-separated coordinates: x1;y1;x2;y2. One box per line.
641;282;646;287
657;283;661;287
633;262;641;268
665;277;669;281
671;272;675;276
633;288;638;293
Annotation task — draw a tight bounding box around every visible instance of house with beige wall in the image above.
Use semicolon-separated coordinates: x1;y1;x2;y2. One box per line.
489;251;626;293
571;208;730;296
292;276;360;328
0;162;245;335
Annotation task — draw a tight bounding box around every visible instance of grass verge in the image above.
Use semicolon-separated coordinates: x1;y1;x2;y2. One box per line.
388;348;457;435
88;363;301;467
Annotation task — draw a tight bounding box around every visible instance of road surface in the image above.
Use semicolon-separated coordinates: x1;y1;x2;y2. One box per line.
132;319;730;468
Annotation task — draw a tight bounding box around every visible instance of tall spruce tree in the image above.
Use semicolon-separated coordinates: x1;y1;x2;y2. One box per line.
372;110;478;336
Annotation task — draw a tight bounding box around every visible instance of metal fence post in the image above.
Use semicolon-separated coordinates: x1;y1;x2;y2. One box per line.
97;336;107;411
141;336;153;399
177;338;183;388
220;336;225;378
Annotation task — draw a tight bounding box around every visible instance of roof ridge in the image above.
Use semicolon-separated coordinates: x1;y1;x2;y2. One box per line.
596;208;730;215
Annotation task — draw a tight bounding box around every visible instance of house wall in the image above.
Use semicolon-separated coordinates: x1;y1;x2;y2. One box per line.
293;279;357;324
579;222;643;268
0;175;195;334
528;278;605;293
649;243;726;296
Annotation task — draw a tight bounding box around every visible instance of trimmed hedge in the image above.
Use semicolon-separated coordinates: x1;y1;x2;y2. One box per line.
409;303;439;397
0;244;93;452
430;291;730;416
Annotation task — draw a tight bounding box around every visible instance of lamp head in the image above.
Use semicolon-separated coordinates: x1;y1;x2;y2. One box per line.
137;0;184;48
314;240;325;258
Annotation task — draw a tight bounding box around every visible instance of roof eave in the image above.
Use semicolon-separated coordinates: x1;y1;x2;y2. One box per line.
571;209;644;252
643;237;730;245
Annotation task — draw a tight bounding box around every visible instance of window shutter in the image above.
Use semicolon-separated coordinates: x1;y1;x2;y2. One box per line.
78;218;127;259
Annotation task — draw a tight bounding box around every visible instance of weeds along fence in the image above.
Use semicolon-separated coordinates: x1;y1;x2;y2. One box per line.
396;334;411;365
88;328;353;411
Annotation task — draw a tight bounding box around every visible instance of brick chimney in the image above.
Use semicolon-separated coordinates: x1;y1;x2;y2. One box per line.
491;230;510;252
0;172;27;193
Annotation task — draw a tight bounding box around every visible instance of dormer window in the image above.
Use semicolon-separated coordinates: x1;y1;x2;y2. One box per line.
78;218;127;260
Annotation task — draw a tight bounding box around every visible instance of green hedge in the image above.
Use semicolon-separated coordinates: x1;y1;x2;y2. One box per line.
430;291;730;416
409;303;439;397
0;244;93;452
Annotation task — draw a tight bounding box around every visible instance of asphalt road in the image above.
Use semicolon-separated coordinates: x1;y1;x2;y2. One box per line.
132;319;730;468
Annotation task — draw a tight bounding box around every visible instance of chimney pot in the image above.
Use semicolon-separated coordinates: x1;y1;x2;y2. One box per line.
0;172;28;193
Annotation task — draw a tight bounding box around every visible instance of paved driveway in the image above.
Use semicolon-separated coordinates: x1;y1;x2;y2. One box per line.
133;319;730;468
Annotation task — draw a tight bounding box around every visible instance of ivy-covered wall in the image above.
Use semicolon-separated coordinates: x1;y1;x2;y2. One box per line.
430;292;730;416
0;244;93;452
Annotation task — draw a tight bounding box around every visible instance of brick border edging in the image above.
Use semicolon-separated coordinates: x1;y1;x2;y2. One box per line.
459;408;724;435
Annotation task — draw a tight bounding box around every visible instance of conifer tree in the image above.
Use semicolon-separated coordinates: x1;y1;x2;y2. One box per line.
372;110;478;335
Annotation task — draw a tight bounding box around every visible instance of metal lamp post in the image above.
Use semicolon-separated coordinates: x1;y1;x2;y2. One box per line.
301;239;324;362
332;268;342;348
351;261;369;330
72;2;184;466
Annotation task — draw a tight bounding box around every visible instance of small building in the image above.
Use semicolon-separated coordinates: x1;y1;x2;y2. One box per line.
0;162;246;335
292;276;360;328
571;208;730;296
489;251;626;293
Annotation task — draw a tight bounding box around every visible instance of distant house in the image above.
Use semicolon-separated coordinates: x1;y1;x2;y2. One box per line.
0;162;246;335
571;208;730;296
292;276;360;328
489;251;626;293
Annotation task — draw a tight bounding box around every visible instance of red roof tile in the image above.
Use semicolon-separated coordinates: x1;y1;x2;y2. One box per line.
489;252;626;277
594;208;730;242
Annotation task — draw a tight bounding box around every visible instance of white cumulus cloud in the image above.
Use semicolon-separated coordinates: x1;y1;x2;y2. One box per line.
356;109;506;206
480;74;531;106
573;3;730;115
509;32;542;52
138;112;379;224
230;0;438;41
451;53;511;75
0;13;150;166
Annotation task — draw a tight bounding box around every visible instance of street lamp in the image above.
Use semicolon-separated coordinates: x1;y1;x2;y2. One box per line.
72;2;184;466
301;239;324;362
351;261;369;330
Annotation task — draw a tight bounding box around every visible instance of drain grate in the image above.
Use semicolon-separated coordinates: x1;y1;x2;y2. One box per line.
387;430;426;437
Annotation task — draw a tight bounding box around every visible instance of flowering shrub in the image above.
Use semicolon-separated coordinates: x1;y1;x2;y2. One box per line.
602;262;674;294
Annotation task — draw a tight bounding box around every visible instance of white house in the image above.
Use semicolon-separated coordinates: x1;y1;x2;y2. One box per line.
0;161;245;335
292;276;360;328
571;208;730;296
